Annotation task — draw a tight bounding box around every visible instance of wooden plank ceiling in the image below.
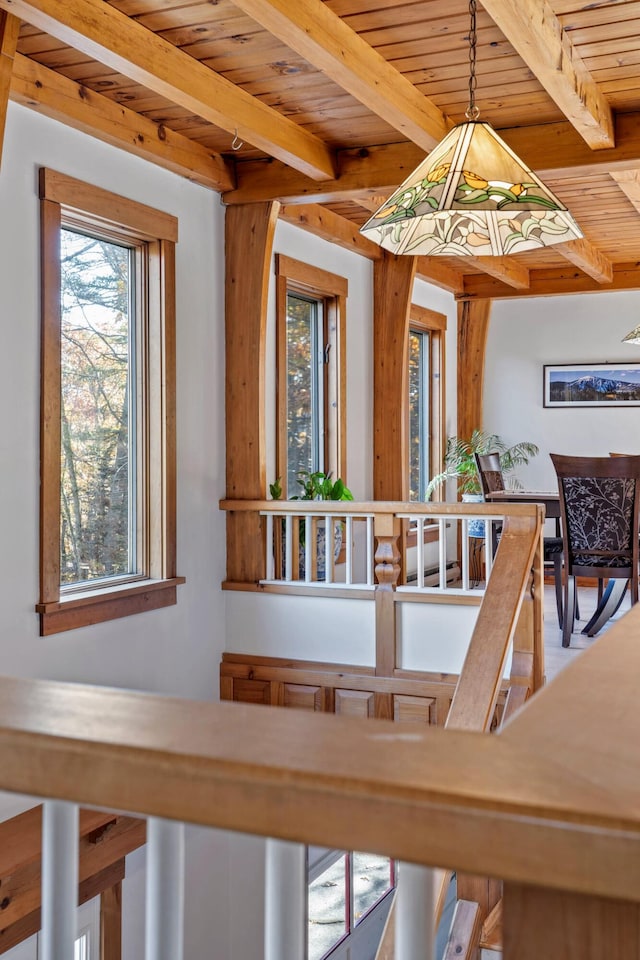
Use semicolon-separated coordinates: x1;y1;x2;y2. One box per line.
3;0;640;298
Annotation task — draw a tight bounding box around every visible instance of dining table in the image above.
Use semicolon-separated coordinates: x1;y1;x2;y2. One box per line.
484;488;560;521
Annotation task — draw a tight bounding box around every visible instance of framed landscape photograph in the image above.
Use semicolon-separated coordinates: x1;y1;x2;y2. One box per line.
543;362;640;407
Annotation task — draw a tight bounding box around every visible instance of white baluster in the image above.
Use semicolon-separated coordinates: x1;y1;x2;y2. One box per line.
345;516;353;584
285;514;293;581
145;818;184;960
461;517;470;590
395;862;435;960
265;839;306;960
41;800;79;960
416;517;425;588
325;515;333;583
305;515;312;582
265;513;274;580
366;516;374;586
439;517;447;589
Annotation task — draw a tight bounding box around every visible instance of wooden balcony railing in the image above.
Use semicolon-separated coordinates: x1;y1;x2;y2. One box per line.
0;598;638;957
220;499;534;592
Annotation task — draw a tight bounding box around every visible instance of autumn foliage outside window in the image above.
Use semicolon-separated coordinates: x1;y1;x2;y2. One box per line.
38;168;183;635
60;230;134;585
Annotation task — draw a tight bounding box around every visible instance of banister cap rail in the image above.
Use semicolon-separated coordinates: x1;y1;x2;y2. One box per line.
220;498;543;518
0;607;639;903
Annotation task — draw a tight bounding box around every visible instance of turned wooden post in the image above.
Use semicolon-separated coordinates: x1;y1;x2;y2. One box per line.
374;513;401;680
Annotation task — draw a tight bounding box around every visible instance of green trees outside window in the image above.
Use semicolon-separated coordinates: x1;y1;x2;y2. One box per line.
60;230;134;585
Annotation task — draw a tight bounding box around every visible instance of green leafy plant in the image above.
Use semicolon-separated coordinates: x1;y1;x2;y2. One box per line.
425;430;539;499
270;470;353;501
269;476;283;500
269;471;353;575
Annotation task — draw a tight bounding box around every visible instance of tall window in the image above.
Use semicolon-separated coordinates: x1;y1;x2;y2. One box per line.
285;291;326;492
38;168;183;635
408;305;446;501
276;255;347;497
59;230;135;585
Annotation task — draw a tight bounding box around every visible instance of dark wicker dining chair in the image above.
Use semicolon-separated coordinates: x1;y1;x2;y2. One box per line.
475;452;564;627
550;454;640;647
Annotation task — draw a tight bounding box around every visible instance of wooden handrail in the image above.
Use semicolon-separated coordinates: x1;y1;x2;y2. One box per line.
448;514;541;730
220;498;541;517
0;607;639;902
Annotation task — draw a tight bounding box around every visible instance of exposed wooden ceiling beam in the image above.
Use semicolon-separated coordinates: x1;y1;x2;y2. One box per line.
231;0;450;153
279;203;382;260
415;258;464;295
480;0;614;150
457;261;640;301
0;11;19;165
554;238;613;284
0;0;336;182
225;113;640;205
462;256;530;290
279;202;464;294
611;169;640;214
10;54;235;191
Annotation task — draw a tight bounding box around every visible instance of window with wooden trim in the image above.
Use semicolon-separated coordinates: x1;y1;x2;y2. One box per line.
38;168;183;636
275;255;347;497
408;305;446;501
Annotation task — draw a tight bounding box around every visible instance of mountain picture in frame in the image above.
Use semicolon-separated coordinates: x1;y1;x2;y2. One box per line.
543;363;640;407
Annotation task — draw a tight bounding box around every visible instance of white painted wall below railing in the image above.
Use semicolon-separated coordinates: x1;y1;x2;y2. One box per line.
398;602;483;675
226;593;377;666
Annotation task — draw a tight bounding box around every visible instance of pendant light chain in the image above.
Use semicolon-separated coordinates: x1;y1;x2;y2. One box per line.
359;0;583;255
466;0;480;120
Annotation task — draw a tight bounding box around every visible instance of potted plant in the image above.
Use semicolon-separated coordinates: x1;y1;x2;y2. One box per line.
425;430;539;499
425;430;539;538
270;470;353;577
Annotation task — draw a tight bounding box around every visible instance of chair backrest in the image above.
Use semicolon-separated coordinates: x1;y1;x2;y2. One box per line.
474;452;505;496
550;454;640;578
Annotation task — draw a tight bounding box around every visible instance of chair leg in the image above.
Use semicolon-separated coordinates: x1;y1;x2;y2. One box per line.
582;579;628;637
553;554;563;628
562;575;576;647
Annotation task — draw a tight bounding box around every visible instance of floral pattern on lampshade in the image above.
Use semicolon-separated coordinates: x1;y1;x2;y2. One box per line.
360;120;583;256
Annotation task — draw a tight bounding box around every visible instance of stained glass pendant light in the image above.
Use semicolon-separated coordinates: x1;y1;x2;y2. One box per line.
622;324;640;345
360;0;583;257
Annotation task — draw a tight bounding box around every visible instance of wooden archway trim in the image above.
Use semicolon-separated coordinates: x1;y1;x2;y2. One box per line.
225;201;280;582
373;250;417;501
457;299;492;442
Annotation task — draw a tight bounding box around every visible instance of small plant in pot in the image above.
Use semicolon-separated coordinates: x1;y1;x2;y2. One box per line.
270;470;353;577
425;430;539;537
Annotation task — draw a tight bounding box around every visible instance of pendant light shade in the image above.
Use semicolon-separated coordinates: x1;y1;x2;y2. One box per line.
622;324;640;345
360;120;583;256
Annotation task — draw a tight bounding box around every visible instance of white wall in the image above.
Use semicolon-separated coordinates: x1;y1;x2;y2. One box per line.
0;102;226;696
0;101;463;960
0;102;234;959
484;291;640;489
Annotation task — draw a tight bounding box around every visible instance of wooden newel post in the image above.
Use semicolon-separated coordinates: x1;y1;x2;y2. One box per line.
374;514;401;678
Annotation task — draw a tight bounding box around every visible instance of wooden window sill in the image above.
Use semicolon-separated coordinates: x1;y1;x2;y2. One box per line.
36;577;185;635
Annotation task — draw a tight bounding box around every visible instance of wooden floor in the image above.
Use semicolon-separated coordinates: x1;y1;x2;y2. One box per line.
543;582;632;683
